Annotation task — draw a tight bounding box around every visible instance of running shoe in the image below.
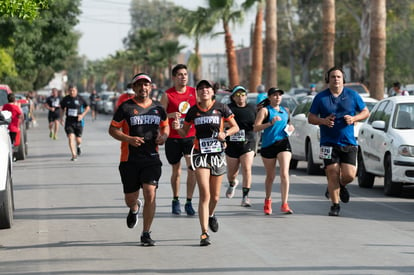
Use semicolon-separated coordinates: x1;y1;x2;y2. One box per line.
77;146;81;156
339;184;350;203
141;231;155;246
200;232;211;246
172;200;181;215
208;215;219;232
264;198;272;215
70;156;77;161
49;131;53;138
241;197;252;207
225;179;239;198
328;204;340;216
184;202;195;216
126;199;142;229
280;203;293;214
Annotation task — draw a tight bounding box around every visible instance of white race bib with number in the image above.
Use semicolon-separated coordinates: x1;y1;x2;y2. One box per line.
68;108;78;117
199;137;222;154
229;129;246;142
319;146;333;159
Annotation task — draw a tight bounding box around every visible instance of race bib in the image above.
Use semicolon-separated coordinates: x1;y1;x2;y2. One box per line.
68;108;78;117
229;129;246;142
199;137;222;154
319;146;333;159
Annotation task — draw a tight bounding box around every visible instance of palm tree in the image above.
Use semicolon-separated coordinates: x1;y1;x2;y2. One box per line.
265;0;277;88
369;0;386;100
208;0;243;87
243;0;264;93
180;7;216;84
322;0;335;72
157;40;185;86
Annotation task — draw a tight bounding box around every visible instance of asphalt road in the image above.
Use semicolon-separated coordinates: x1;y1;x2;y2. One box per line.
1;110;414;275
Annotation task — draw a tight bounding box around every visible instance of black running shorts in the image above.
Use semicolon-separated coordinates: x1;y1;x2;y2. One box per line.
119;161;161;194
165;137;195;164
260;138;292;159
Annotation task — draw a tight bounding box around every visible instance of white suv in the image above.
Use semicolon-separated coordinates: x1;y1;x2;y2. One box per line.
357;96;414;196
0;110;14;229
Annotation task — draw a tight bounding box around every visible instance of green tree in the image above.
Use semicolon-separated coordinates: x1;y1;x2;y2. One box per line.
0;0;80;91
208;0;244;87
0;0;48;21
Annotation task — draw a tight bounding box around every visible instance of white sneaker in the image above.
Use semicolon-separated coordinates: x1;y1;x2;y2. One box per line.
241;197;252;207
226;179;239;198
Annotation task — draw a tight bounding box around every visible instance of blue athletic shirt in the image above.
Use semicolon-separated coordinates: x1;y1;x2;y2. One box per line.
309;87;366;146
261;105;289;148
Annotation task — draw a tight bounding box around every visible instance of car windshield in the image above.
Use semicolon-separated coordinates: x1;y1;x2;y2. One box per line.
0;90;8;106
393;103;414;129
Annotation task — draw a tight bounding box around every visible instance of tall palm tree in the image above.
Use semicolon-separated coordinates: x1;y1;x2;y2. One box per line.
157;40;185;86
265;0;277;88
369;0;386;100
208;0;243;87
243;0;264;93
180;7;216;84
322;0;335;73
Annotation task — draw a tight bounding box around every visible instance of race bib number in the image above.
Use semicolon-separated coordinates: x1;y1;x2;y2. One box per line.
229;129;246;142
199;137;222;154
319;146;333;159
68;108;78;117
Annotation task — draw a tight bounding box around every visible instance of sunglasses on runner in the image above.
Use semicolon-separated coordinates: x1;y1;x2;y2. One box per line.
234;92;246;97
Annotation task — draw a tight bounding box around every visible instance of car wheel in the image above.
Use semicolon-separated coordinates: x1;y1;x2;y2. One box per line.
289;159;298;170
0;166;14;229
384;154;402;196
306;142;321;175
357;150;375;188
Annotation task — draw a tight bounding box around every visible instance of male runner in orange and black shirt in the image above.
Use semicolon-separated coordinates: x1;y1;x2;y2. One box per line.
109;73;169;246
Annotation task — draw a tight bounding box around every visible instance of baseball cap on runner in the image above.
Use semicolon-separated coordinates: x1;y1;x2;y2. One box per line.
196;79;214;90
131;73;152;84
267;87;284;96
230;85;247;97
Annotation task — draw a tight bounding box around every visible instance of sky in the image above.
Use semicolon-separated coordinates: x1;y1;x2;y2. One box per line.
76;0;255;60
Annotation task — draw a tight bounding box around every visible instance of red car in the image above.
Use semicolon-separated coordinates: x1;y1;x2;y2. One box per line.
0;85;27;160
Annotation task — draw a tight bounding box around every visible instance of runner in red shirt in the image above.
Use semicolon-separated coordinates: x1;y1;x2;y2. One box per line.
160;64;197;216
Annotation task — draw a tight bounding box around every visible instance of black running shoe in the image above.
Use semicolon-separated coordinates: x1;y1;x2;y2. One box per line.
208;215;219;232
328;204;340;216
141;232;155;246
200;233;211;246
339;184;350;203
126;200;142;229
77;146;81;156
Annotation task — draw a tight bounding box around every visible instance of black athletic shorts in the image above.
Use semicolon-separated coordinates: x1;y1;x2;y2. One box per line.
225;140;256;158
165;137;195;164
65;121;83;137
119;161;161;194
48;110;60;122
260;138;292;159
322;145;357;167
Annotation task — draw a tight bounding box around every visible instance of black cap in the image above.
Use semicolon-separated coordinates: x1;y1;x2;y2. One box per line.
267;87;284;96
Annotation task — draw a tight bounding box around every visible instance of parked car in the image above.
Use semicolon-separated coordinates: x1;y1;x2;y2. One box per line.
289;96;378;175
0;85;27;161
357;96;414;196
344;82;370;97
0;110;14;229
287;87;310;96
97;91;116;113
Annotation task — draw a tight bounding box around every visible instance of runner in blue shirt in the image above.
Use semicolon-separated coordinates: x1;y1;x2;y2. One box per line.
308;66;369;216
